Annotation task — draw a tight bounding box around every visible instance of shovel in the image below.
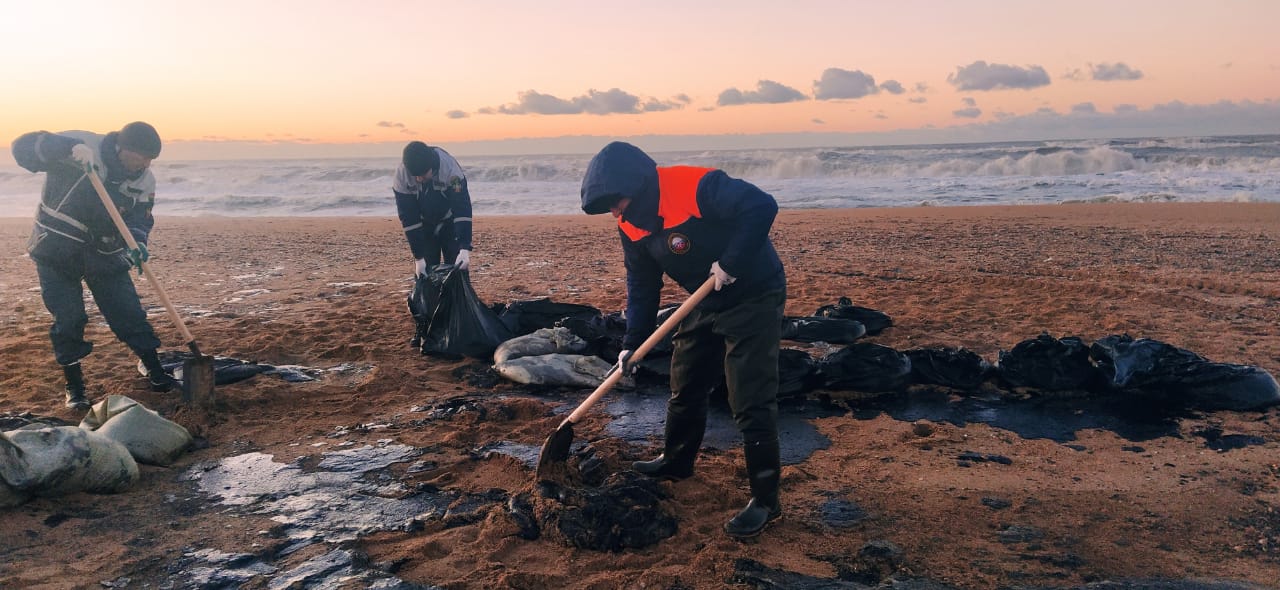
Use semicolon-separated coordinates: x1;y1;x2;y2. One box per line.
535;276;716;480
86;171;216;408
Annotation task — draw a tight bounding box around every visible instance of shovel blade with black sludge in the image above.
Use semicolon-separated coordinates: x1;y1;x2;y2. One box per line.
181;343;216;410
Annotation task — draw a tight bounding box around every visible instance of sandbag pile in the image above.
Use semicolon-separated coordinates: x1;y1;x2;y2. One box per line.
0;426;136;507
0;396;192;508
492;327;633;389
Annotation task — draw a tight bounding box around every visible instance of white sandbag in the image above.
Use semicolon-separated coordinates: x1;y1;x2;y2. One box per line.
0;427;91;492
80;395;192;466
0;427;138;497
494;353;631;389
493;327;589;364
77;431;139;494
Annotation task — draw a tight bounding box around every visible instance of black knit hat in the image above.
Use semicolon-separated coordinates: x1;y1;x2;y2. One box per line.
117;121;162;158
403;141;439;176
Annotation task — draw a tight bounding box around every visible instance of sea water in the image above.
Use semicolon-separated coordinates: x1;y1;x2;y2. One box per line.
1;134;1276;217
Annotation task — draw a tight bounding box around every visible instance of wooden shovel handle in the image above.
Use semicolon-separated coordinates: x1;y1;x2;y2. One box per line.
86;172;197;346
562;276;717;425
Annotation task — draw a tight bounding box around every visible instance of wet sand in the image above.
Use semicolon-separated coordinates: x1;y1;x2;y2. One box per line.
1;203;1279;588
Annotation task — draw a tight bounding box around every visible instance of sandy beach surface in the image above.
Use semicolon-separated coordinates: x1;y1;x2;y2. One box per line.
2;202;1279;589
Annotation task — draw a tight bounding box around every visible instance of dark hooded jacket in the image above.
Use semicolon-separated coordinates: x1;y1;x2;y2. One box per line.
581;141;786;349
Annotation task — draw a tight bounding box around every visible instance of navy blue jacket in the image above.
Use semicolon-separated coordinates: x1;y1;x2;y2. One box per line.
13;130;157;274
581;141;786;349
392;146;473;257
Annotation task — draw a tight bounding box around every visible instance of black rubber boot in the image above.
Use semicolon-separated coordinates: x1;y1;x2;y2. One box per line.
724;439;782;539
63;362;90;411
138;349;176;393
633;407;706;481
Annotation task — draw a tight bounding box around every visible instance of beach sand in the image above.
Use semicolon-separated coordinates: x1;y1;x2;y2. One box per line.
1;202;1279;588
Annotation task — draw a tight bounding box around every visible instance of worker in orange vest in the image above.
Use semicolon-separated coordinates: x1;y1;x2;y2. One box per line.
580;141;787;539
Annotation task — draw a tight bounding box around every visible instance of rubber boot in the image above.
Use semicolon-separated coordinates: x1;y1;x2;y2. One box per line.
63;362;90;410
138;349;177;393
724;439;782;539
633;407;706;481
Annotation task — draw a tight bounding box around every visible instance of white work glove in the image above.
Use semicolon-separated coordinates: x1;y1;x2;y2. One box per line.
710;261;737;291
414;258;427;277
70;144;101;175
454;249;471;271
614;349;637;376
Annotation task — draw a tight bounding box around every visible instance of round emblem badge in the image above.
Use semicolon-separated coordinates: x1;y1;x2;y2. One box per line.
667;233;691;255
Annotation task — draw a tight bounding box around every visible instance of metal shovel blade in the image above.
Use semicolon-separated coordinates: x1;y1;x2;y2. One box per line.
181;345;216;409
534;421;575;481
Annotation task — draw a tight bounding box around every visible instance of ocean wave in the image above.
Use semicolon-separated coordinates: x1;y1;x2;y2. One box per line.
0;134;1276;217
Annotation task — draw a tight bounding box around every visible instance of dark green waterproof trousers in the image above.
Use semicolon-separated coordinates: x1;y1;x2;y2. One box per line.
668;290;785;445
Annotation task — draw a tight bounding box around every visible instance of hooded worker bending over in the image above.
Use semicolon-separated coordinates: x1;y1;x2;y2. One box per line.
580;141;787;539
13;121;177;411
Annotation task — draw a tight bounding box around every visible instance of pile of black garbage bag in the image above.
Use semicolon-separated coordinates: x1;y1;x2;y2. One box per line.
408;272;1279;412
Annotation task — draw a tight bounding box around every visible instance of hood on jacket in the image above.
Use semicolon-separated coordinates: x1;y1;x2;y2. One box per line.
580;142;660;227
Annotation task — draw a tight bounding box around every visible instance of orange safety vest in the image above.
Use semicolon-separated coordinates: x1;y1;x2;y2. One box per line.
618;166;714;242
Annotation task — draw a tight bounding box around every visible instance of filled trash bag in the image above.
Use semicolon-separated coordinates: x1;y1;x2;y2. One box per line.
557;312;627;360
905;346;992;391
781;316;867;344
997;333;1100;392
409;264;514;359
814;297;893;335
494;298;602;336
778;348;822;399
817;343;913;393
1090;334;1280;411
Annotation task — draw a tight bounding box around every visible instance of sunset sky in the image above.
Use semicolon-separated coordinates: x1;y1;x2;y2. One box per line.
2;0;1278;160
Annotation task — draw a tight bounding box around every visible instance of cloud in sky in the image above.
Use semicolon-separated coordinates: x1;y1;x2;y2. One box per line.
1091;62;1144;81
444;110;468;119
879;80;905;95
1072;102;1098;114
948;61;1051;91
57;99;1279;162
479;88;686;116
377;121;405;128
813;68;879;100
718;80;808;106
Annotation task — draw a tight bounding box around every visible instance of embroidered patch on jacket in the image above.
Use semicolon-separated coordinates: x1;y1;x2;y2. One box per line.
667;233;691;255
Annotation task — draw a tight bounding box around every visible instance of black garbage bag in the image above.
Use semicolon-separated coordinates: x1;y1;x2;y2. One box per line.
493;298;602;336
997;333;1100;391
560;308;673;383
779;348;822;399
905;347;992;391
408;264;514;359
557;312;626;360
781;316;867;344
817;343;912;393
815;297;893;335
156;351;315;384
1090;334;1280;411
